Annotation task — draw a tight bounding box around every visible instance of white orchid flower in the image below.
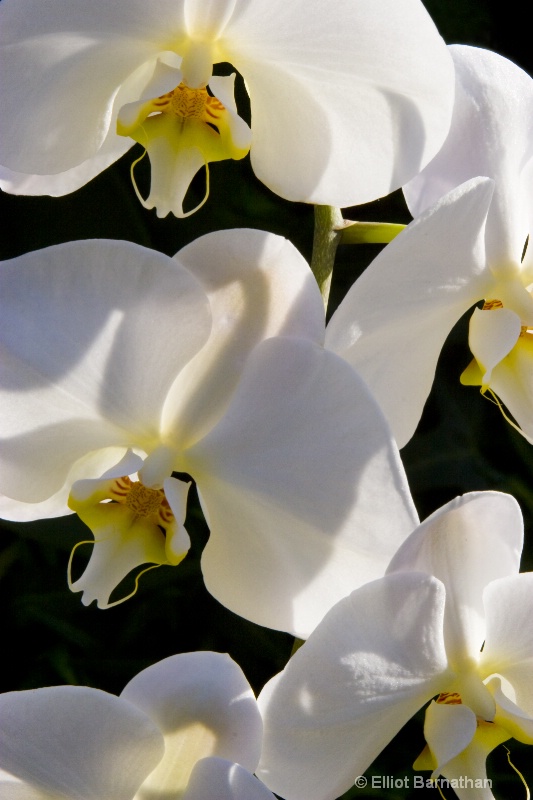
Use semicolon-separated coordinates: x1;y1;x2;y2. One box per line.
327;47;533;447
0;230;418;638
0;0;454;215
0;651;277;800
257;492;533;800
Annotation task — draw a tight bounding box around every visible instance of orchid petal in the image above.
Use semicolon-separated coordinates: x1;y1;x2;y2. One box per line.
423;700;478;776
486;677;533;745
184;0;236;41
1;0;454;207
164;229;325;447
388;492;523;667
416;705;508;799
184;757;276;800
0;770;53;800
0;685;164;800
482;574;533;716
0;446;129;520
468;307;522;389
121;652;263;799
163;477;192;563
326;177;495;447
184;336;418;637
257;572;450;800
405;45;533;268
223;0;454;205
0;240;211;506
0;53;182;195
0;135;131;196
481;332;533;441
0;0;191;174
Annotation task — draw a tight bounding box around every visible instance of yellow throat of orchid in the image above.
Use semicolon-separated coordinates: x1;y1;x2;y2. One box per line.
117;71;252;218
460;294;533;440
67;468;191;609
154;82;223;121
114;475;174;519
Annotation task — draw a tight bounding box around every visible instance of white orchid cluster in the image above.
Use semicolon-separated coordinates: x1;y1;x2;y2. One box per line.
0;2;532;799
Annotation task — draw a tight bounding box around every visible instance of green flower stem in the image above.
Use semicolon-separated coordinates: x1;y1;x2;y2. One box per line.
339;220;406;245
310;205;344;311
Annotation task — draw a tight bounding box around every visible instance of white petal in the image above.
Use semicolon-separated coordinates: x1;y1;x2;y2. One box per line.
184;337;418;637
482;331;533;441
326;177;495;447
487;677;533;744
0;52;178;196
0;446;129;520
468;307;522;388
423;700;477;776
223;0;454;205
0;0;188;175
388;492;523;667
121;653;263;799
481;574;533;713
164;229;324;447
257;572;450;800
184;758;276;800
405;45;533;267
416;715;510;800
184;0;237;40
0;133;131;196
163;477;192;560
0;770;55;800
0;240;211;504
0;685;164;800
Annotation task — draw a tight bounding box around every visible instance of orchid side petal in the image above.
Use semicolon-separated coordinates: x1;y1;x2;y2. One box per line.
388;492;523;667
0;685;164;800
257;572;450;800
404;45;533;268
184;757;276;800
184;336;418;637
122;652;263;799
0;0;190;174
481;574;533;714
0;771;54;800
223;0;454;205
184;0;236;41
0;239;211;505
164;229;325;447
326;177;495;447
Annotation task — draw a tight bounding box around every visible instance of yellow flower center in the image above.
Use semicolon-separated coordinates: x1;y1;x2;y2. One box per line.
109;476;174;526
117;70;251;217
149;83;227;126
436;691;462;705
482;298;504;310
